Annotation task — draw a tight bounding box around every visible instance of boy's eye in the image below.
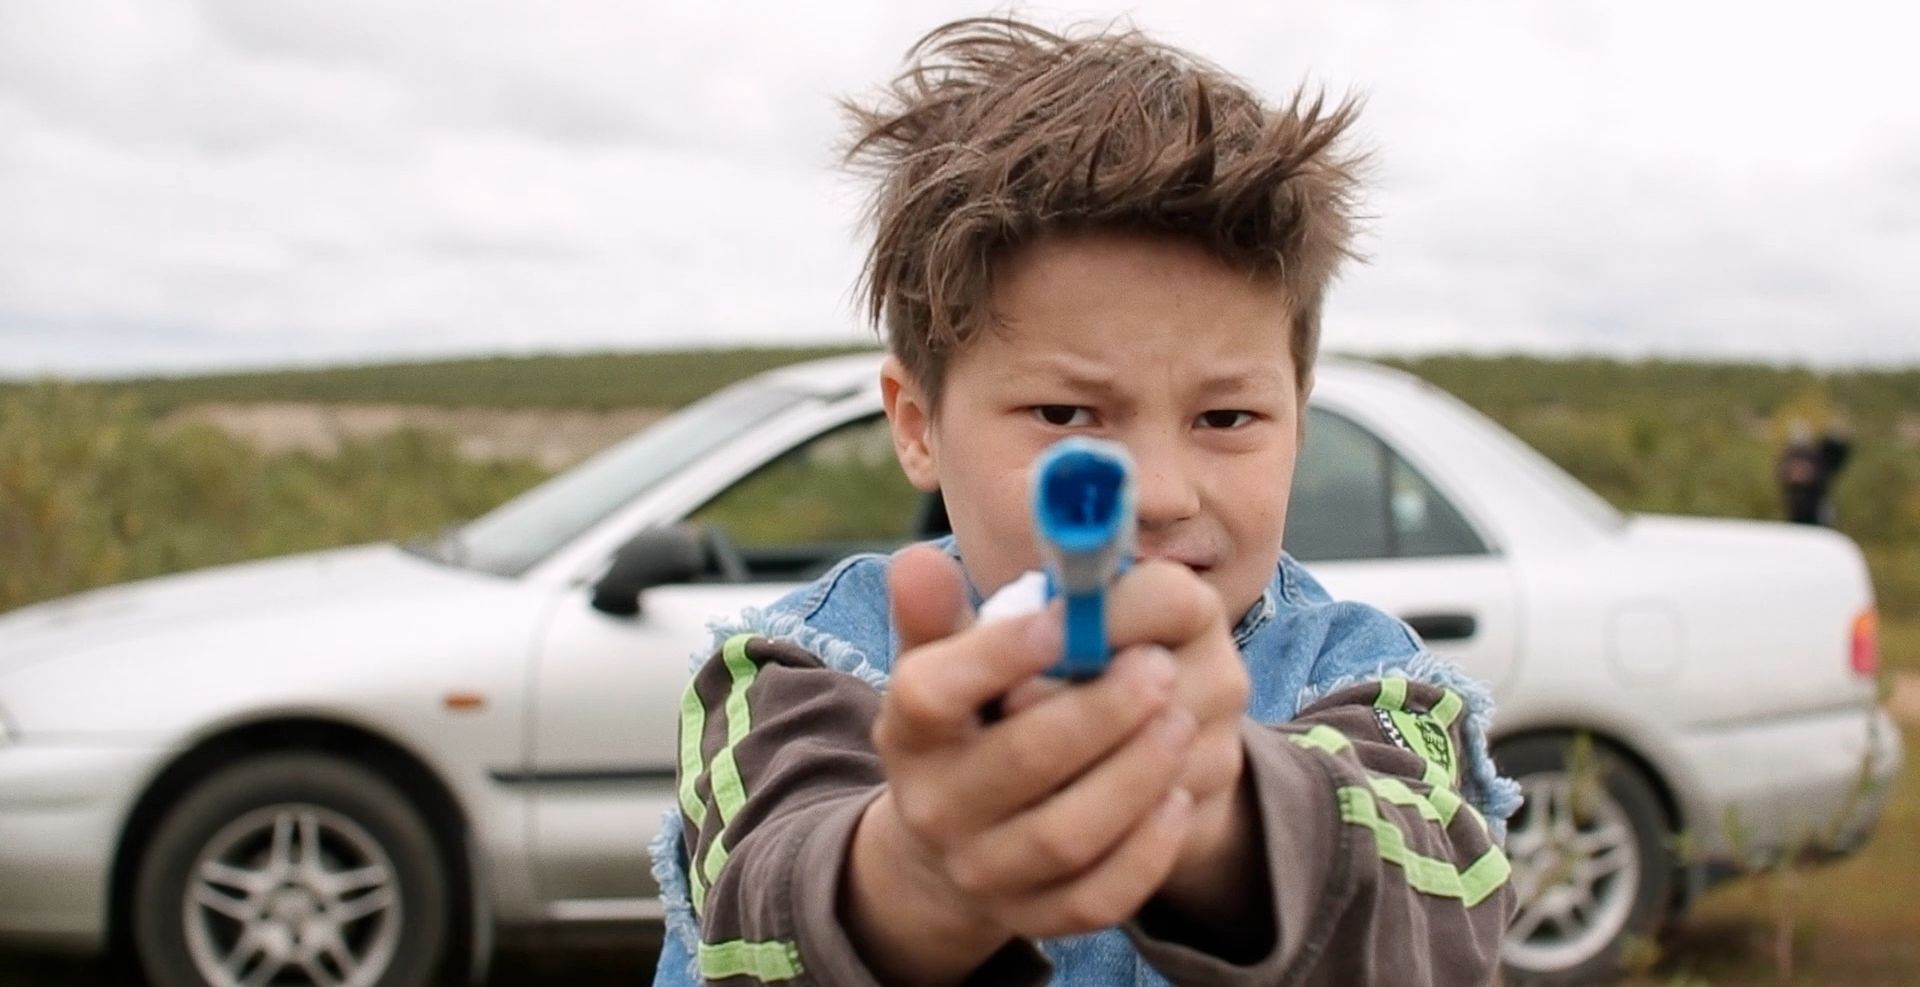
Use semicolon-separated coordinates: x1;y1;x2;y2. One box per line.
1197;409;1256;429
1034;405;1094;427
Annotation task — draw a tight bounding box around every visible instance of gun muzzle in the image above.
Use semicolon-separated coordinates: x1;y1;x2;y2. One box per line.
1032;437;1135;679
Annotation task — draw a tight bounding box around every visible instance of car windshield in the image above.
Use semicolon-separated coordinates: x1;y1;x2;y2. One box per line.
449;383;809;576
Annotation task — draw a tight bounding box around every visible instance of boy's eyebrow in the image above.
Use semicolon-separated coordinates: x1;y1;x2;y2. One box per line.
1193;369;1286;395
1002;357;1287;399
1002;356;1123;396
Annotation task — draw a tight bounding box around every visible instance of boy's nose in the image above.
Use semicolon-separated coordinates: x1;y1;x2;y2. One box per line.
1130;441;1201;529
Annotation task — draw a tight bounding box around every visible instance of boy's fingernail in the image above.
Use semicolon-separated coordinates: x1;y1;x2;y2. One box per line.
1159;709;1196;752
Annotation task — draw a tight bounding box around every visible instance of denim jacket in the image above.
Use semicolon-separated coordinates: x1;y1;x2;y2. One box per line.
649;541;1519;985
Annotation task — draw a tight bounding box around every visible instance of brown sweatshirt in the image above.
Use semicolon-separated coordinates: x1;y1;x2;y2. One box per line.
670;634;1516;985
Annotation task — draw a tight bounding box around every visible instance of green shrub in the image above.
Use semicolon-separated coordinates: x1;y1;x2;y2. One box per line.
0;383;546;614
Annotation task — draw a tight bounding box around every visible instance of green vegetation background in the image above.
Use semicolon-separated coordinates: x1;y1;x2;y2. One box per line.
5;349;1916;667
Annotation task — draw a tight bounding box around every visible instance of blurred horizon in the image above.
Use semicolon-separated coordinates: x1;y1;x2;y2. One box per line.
7;342;1920;387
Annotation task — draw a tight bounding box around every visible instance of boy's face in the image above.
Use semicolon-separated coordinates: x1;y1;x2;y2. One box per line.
883;230;1307;623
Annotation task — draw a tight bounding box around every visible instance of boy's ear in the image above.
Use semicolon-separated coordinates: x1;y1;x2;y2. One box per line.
880;355;941;493
1296;367;1316;442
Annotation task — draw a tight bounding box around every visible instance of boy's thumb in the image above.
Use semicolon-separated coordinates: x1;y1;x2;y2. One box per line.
889;543;974;653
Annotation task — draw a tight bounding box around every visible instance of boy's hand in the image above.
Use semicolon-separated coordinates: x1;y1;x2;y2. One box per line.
1105;560;1260;920
842;545;1199;984
1005;560;1257;919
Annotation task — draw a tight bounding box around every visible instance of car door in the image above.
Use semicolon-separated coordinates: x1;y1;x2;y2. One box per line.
524;410;925;910
1287;407;1522;693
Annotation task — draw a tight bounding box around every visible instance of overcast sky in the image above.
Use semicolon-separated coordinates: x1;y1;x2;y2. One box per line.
2;0;1916;378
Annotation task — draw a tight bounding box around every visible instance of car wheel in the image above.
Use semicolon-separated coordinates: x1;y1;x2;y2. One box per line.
1497;735;1673;986
133;752;448;987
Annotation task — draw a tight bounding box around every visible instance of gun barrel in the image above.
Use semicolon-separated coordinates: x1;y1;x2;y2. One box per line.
1032;437;1135;678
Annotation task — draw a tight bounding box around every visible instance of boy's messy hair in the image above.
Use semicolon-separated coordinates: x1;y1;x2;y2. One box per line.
844;16;1366;404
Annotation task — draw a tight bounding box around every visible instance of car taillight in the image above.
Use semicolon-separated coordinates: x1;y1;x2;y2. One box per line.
1851;608;1879;677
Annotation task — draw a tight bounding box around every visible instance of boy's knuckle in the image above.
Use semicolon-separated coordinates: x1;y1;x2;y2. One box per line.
943;847;997;896
1173;577;1225;631
1000;903;1052;941
1219;662;1251;708
870;713;900;754
1003;735;1058;780
1186;737;1241;796
1133;561;1189;605
1028;820;1092;872
1015;738;1064;779
890;675;942;726
896;787;951;841
1059;886;1124;930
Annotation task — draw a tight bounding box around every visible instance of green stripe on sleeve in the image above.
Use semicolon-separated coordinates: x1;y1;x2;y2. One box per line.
1288;724;1352;755
1367;776;1443;823
1458;845;1514;906
677;680;709;828
689;862;708;916
1430;688;1465;728
695;634;764;900
1425;780;1469;829
1336;786;1511;907
698;938;805;981
676;664;711;914
700;832;730;887
1369;774;1487;834
709;634;763;825
1374;676;1409;712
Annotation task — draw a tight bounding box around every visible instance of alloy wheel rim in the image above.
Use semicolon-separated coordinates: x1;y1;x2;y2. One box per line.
1501;769;1642;973
182;804;402;987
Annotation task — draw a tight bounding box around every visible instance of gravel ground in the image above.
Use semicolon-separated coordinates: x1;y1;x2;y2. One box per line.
0;931;662;986
161;403;666;471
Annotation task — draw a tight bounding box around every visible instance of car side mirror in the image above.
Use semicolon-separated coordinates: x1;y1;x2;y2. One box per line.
591;525;707;617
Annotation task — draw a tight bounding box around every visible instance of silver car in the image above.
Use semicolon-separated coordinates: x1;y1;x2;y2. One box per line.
0;354;1902;986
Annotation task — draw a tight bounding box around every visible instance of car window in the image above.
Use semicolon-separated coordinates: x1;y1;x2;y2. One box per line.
689;413;923;580
1389;450;1485;557
1287;408;1486;561
1287;410;1393;561
454;383;806;577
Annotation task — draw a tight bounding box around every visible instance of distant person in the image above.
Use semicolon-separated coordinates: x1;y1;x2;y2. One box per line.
1779;419;1852;526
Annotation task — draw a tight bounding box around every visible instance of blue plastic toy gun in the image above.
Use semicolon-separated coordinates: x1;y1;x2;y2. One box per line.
1032;437;1135;679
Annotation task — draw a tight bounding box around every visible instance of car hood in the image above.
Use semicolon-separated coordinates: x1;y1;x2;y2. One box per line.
0;544;480;676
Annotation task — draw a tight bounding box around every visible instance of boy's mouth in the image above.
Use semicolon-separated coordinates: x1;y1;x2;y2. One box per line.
1135;551;1216;575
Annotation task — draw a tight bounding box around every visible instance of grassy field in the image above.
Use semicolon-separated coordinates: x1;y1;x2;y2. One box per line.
1625;724;1918;986
0;383;547;613
1884;618;1920;676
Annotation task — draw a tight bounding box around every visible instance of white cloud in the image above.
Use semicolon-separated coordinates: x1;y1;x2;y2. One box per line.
0;0;1914;376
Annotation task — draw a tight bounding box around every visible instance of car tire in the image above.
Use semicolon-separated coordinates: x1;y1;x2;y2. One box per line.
1497;734;1674;986
133;752;448;987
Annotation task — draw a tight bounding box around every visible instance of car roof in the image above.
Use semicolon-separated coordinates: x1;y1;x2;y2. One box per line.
760;349;1425;400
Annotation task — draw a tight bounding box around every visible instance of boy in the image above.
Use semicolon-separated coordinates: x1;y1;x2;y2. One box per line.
651;16;1520;986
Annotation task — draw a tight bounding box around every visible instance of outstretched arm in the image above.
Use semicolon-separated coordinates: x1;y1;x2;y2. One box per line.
1126;676;1517;985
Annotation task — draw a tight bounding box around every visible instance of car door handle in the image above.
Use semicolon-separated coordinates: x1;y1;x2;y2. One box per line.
1402;613;1478;642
